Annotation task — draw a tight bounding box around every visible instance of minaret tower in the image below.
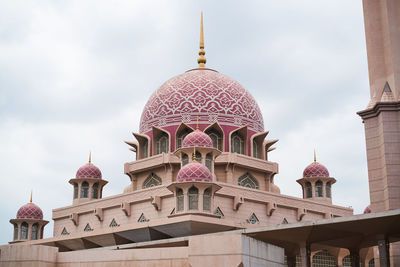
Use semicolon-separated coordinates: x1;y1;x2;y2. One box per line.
358;1;400;265
69;153;108;205
9;192;48;243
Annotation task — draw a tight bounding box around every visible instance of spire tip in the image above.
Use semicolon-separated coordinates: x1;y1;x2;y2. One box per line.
197;12;206;67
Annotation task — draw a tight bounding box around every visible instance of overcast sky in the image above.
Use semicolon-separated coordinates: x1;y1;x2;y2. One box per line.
0;0;371;244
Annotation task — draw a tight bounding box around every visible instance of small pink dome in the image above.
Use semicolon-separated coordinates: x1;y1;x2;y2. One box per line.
177;162;212;183
17;203;43;220
303;162;330;178
76;163;102;179
363;204;371;214
182;130;213;148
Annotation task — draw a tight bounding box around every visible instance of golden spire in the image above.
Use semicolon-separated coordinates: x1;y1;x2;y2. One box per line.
30;190;32;203
193;147;197;162
89;151;92;164
314;149;316;162
197;12;206;68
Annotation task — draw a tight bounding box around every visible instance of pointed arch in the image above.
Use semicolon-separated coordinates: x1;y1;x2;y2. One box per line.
229;126;247;155
305;182;312;198
282;218;288;224
250;131;269;159
175;123;194;150
238;173;259;189
312;250;336;267
142;173;162;189
92;182;99;199
203;187;211;211
31;223;39;240
315;180;323;197
13;224;18;240
188;186;199;210
153;127;170;155
205;122;224;151
81;181;89;198
177;188;184;212
132;132;151;159
21;222;28;240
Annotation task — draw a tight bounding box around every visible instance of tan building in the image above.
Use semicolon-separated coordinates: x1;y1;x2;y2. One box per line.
1;1;400;266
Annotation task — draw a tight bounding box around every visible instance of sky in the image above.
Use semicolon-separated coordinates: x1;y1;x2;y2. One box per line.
0;0;371;244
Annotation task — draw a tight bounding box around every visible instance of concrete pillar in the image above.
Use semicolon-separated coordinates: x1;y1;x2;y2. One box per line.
378;239;390;267
350;250;361;267
287;255;296;267
299;244;311;267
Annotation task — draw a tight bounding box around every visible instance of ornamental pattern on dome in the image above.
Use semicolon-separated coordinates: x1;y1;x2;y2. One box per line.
139;69;264;133
76;163;102;179
17;203;43;220
177;162;212;182
182;130;213;148
303;162;330;178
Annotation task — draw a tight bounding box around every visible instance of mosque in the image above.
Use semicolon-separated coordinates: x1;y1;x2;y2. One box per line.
1;1;400;267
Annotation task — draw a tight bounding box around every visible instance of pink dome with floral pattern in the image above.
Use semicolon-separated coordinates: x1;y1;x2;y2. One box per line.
17;203;43;220
182;130;213;148
177;162;212;182
303;162;330;178
76;163;102;179
139;68;264;134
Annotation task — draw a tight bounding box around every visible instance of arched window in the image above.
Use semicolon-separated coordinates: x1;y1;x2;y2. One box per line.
31;223;39;240
142;139;148;158
312;250;336;267
203;188;211;211
207;131;223;150
177;128;192;149
315;181;323;197
195;151;202;163
326;182;331;198
81;182;89;198
21;222;28;240
155;132;169;154
368;258;375;267
205;153;212;171
92;183;99;199
238;173;259;189
73;183;79;199
231;132;244;154
143;173;162;189
13;224;18;240
188;186;199;210
252;139;259;158
177;189;184;212
305;182;312;198
182;154;189;166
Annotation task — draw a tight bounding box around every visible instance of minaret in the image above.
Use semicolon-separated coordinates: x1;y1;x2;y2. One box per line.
358;1;400;265
9;192;49;243
69;153;108;205
358;0;400;213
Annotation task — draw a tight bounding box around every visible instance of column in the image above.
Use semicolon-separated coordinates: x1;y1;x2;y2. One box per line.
299;244;311;267
350;249;361;267
378;239;390;267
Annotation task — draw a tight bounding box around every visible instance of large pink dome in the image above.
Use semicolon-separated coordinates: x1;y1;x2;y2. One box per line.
177;162;212;183
182;130;213;148
303;162;330;178
139;68;264;134
17;203;43;220
76;163;102;179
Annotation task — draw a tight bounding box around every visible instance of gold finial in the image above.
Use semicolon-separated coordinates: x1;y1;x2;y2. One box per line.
193;147;197;162
197;12;206;68
30;190;32;203
314;149;316;162
89;151;92;164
